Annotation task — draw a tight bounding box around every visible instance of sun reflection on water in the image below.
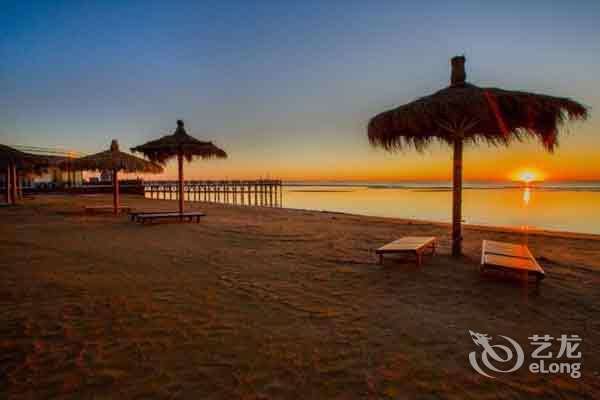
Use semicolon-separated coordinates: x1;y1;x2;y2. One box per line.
523;187;531;206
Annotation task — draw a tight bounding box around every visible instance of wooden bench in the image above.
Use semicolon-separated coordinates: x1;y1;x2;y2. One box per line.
129;211;151;221
481;240;545;284
85;205;132;213
132;212;206;224
375;236;437;267
128;211;177;221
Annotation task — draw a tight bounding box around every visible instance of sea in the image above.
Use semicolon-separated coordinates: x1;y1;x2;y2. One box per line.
281;181;600;235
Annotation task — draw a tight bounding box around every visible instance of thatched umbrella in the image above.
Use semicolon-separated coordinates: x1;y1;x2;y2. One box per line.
0;144;32;204
131;120;227;215
368;56;588;257
67;140;163;214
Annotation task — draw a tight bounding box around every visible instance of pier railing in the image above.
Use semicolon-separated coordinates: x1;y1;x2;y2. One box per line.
144;180;283;208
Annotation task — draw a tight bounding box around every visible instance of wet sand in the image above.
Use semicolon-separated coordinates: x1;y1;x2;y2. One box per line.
1;194;599;399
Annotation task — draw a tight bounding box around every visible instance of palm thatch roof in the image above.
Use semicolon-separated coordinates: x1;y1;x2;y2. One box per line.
368;56;588;152
21;154;71;175
0;144;32;169
66;140;163;173
0;144;72;177
130;120;228;164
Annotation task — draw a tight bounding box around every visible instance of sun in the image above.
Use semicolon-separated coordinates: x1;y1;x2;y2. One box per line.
520;171;536;183
511;168;544;184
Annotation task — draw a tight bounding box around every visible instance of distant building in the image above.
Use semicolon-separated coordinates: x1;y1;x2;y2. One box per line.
10;146;84;189
100;170;112;182
29;167;83;189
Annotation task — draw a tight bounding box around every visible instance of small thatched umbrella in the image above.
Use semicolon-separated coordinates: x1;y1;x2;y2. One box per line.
67;140;163;214
0;144;32;204
368;56;588;256
131;120;227;215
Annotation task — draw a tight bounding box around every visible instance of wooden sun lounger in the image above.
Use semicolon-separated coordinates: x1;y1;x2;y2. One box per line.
375;236;437;267
129;211;200;221
132;211;206;224
85;205;132;213
481;240;545;284
129;211;151;221
129;211;174;221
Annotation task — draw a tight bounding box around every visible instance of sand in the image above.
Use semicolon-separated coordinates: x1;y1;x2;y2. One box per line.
1;194;599;399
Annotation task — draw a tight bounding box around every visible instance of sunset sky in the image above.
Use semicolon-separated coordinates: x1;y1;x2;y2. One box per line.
1;1;598;182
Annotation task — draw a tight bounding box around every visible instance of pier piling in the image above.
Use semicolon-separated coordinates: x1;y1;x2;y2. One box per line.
144;180;283;208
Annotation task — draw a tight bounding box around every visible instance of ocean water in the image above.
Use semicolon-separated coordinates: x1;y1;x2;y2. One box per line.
282;182;600;235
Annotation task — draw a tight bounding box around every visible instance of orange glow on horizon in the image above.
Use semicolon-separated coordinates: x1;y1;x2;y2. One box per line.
511;168;545;184
91;138;600;183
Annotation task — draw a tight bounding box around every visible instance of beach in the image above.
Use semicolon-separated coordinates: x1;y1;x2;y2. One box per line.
1;194;599;399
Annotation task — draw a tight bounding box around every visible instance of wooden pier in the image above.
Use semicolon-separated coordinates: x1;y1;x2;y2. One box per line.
144;180;283;208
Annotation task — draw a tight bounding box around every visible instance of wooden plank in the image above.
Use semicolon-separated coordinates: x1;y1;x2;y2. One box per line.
135;212;205;224
483;254;544;274
483;240;531;259
137;212;205;218
481;239;545;282
376;236;436;254
375;236;436;267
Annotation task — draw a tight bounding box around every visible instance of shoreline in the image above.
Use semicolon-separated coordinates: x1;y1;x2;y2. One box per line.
301;208;600;242
142;195;600;242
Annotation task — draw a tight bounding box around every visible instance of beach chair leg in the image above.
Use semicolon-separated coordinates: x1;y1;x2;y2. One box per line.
378;254;383;265
416;252;422;267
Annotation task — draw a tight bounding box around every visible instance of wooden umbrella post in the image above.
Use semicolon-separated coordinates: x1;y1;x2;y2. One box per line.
450;57;466;258
11;164;18;204
452;137;463;257
17;169;23;200
178;149;184;218
113;169;119;214
6;164;12;204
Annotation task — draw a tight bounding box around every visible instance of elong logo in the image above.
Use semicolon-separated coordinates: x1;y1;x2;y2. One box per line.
468;331;582;379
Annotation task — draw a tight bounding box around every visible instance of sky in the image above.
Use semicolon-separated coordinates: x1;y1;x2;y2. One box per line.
1;0;599;182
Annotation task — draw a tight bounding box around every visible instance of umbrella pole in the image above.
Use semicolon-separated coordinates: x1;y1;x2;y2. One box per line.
11;164;18;204
17;169;23;200
6;164;12;204
452;138;463;257
113;169;119;214
178;150;184;217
